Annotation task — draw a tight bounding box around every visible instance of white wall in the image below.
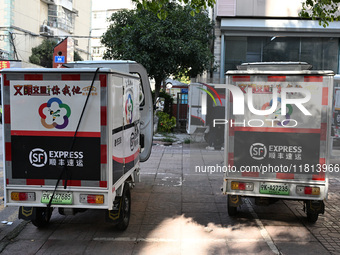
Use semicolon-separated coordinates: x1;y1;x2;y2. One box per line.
90;0;135;60
216;0;304;17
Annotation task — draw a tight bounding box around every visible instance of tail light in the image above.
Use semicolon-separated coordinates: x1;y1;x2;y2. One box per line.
80;194;104;204
11;192;35;201
296;186;320;195
231;181;254;191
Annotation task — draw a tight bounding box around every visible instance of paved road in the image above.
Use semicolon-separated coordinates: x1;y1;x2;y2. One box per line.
0;125;24;250
0;136;340;254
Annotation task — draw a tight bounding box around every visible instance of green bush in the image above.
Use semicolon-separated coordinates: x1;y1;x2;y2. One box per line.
157;112;176;133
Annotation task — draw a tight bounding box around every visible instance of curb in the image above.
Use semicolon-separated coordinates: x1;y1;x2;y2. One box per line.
0;220;29;253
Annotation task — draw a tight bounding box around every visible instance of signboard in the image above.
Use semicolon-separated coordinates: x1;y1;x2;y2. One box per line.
10;79;101;180
12;136;100;180
54;56;65;63
0;61;10;70
234;131;321;173
10;80;100;132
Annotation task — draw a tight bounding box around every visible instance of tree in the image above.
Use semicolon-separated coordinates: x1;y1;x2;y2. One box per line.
132;0;216;19
133;0;339;28
299;0;340;27
74;51;84;61
101;3;214;98
29;39;57;68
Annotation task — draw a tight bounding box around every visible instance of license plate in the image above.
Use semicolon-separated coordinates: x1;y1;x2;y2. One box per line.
259;182;289;195
41;191;73;205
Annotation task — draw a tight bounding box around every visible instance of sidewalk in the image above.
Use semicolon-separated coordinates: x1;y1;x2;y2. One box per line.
136;141;339;255
1;138;340;254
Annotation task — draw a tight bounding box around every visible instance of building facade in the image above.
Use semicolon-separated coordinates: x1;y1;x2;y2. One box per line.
0;0;91;64
210;0;340;83
91;0;135;60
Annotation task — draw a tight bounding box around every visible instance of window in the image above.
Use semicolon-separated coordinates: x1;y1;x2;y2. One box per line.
48;5;75;33
92;47;100;55
225;36;339;72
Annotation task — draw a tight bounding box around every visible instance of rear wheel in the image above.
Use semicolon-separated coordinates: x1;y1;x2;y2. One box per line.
306;211;319;223
305;200;323;223
115;184;131;231
31;207;53;228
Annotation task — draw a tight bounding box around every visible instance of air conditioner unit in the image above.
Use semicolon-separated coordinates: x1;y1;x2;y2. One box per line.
39;25;54;36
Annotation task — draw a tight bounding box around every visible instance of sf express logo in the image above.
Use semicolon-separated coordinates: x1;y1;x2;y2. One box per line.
29;148;48;167
29;148;84;168
249;143;267;160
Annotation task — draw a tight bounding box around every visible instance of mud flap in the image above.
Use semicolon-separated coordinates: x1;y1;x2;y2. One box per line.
228;195;242;207
105;197;123;224
18;207;35;220
305;200;325;215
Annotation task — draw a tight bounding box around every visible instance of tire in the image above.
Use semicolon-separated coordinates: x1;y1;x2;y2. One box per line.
115;184;131;231
306;211;319;223
31;207;53;228
227;195;238;217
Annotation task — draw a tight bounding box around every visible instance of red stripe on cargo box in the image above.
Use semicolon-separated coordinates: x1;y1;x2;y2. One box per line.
100;74;107;87
304;76;323;82
3;74;9;86
322;87;328;106
5;142;11;161
62;180;81;186
99;181;107;188
113;149;139;164
233;76;250;82
26;179;45;185
268;76;286;82
320;123;327;141
228;153;234;166
11;130;100;137
24;74;43;80
229;120;235;136
101;144;107;164
61;74;80;80
101;106;107;126
276;173;294;179
191;115;205;124
242;172;259;177
4;104;10;124
313;158;326;181
233;127;321;134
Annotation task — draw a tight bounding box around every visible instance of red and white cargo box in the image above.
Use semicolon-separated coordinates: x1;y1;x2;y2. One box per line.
221;62;334;222
1;66;153;229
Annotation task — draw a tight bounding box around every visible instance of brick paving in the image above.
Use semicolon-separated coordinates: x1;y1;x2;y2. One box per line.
284;177;340;255
1;140;340;254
